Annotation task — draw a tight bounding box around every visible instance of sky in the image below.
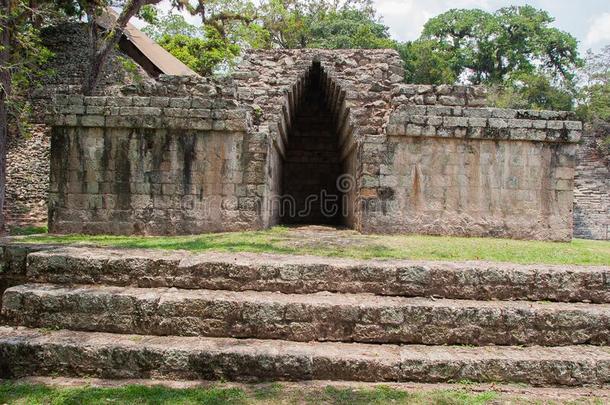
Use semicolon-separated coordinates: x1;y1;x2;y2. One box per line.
373;0;610;52
136;0;610;53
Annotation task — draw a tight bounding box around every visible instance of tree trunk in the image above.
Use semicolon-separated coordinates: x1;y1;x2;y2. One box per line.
0;0;12;233
83;0;161;95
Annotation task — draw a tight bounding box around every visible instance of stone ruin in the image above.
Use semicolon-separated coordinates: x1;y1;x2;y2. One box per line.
3;48;610;391
47;49;583;241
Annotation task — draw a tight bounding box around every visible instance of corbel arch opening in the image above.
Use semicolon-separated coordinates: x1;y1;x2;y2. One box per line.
279;61;355;226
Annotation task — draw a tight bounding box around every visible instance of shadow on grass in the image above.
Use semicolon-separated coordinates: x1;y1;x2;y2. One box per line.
0;383;246;405
0;382;508;405
12;226;610;265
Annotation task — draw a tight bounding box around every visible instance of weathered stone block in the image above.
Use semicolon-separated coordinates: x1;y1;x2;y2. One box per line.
491;109;517;119
107;97;133;107
547;121;565;130
468;118;487;127
438;95;464;106
169;97;192;108
150;97;170;107
84;96;107;106
489;118;508;128
81;115;104;127
443;117;468;127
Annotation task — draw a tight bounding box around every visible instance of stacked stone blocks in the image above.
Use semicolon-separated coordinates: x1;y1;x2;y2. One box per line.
47;49;582;240
0;244;609;385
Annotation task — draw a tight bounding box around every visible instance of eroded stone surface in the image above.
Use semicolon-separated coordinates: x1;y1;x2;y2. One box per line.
1;327;609;386
23;247;610;303
2;245;610;386
574;123;610;240
4;283;609;346
46;49;582;240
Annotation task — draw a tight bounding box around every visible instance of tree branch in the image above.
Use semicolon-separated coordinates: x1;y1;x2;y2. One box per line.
83;0;162;95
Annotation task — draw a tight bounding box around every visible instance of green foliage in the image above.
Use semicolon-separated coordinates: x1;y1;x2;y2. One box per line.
142;12;201;41
577;82;610;122
398;40;456;84
307;8;395;49
256;0;390;49
8;224;47;235
488;73;574;111
157;27;240;75
576;46;610;122
142;5;260;75
137;4;159;25
1;1;57;135
256;0;311;48
117;55;143;83
404;6;582;88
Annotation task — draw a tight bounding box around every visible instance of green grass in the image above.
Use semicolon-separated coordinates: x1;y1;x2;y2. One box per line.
7;381;596;405
13;226;610;265
1;382;606;404
8;224;48;236
0;383;246;405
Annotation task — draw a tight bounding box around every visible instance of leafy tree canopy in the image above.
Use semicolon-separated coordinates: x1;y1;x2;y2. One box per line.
576;46;610;122
141;9;200;40
404;6;582;87
487;73;574;111
156;26;240;75
307;8;394;49
255;0;390;49
397;40;456;85
141;0;267;74
143;0;393;73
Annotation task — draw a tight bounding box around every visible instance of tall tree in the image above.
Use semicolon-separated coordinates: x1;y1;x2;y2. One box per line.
141;10;200;40
142;3;260;75
397;40;456;84
487;72;574;111
83;0;257;93
577;46;610;121
307;8;394;49
0;0;10;232
155;27;241;75
82;0;165;95
256;0;386;49
403;6;582;86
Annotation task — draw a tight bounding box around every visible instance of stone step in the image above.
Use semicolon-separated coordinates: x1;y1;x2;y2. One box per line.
1;327;609;386
4;284;609;346
23;248;610;303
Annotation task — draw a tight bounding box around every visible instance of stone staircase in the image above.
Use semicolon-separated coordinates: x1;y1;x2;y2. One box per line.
1;245;609;386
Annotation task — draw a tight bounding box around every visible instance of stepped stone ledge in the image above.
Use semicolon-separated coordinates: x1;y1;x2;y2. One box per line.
3;283;609;346
5;245;608;303
1;327;609;386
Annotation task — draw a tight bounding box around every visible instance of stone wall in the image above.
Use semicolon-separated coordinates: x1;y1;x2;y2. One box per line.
375;105;581;240
47;89;258;234
574;123;610;240
4;23;149;229
231;49;406;230
33;23;148;98
5;126;50;227
47;49;583;240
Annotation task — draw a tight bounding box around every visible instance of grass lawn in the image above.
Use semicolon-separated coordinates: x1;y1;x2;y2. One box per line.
11;225;610;265
2;381;605;405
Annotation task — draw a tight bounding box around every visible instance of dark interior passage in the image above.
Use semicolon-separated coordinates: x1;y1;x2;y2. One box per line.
281;63;343;225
